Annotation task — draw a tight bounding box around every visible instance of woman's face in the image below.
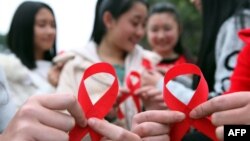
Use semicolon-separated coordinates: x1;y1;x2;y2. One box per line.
147;12;180;56
107;2;147;52
34;7;56;53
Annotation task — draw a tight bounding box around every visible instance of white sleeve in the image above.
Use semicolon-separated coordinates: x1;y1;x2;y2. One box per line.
0;67;16;132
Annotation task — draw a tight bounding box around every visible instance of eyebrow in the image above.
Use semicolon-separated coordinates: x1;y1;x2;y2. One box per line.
134;14;143;19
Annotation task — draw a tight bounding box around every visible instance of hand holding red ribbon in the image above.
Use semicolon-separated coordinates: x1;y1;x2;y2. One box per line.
163;63;218;141
117;71;141;119
69;62;119;141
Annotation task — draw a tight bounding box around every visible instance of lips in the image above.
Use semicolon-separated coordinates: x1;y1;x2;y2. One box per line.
129;37;140;45
42;37;55;43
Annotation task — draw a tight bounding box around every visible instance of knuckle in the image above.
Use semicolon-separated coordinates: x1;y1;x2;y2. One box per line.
210;97;224;111
17;104;36;118
15;120;34;134
132;114;140;124
65;94;77;106
61;134;69;141
211;113;219;125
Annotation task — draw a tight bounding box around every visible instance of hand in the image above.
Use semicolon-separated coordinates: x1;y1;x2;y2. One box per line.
190;92;250;140
135;86;166;110
105;87;130;121
131;110;185;140
48;63;64;87
0;94;87;141
141;70;163;87
88;118;141;141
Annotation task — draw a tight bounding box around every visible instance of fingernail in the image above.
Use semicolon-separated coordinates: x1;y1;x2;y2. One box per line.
79;118;87;127
88;118;96;126
176;112;185;121
189;110;198;119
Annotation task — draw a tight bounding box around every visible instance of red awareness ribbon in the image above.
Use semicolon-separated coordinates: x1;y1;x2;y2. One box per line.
163;63;218;141
69;62;119;141
142;58;153;70
117;71;141;119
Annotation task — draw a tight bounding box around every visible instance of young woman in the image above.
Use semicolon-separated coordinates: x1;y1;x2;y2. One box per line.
56;0;160;130
0;1;57;108
146;2;193;87
147;2;192;69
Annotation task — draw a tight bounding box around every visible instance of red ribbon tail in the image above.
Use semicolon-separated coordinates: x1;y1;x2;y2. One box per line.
194;118;218;141
170;120;190;141
89;129;102;141
69;126;89;141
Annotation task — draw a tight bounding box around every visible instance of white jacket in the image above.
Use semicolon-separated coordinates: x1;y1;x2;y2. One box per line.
0;67;16;132
57;41;161;129
0;53;55;108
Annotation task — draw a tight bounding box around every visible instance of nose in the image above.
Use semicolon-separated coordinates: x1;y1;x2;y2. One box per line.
157;30;165;40
136;25;145;39
46;25;56;35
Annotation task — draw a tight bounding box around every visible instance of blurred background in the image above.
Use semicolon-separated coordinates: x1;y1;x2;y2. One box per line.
0;0;201;58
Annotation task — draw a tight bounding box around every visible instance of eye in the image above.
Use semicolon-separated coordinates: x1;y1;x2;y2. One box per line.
131;20;139;27
164;25;172;31
150;26;159;32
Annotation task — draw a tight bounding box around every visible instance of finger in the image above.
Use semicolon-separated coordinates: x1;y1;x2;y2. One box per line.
55;62;64;69
141;70;151;77
132;122;169;137
24;121;69;141
216;126;224;141
149;94;164;102
212;105;250;126
29;94;87;127
134;86;153;95
119;87;129;94
132;110;185;128
37;108;75;132
142;135;170;141
88;118;141;141
190;92;250;119
146;89;161;97
100;137;112;141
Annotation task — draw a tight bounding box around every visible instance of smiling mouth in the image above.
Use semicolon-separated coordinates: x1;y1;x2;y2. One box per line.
129;38;138;45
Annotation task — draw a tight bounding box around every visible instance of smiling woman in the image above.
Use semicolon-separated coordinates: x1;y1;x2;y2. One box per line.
0;1;57;111
56;0;161;133
0;0;97;52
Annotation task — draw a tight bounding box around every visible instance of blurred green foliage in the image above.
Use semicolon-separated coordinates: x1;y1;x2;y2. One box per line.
141;0;202;58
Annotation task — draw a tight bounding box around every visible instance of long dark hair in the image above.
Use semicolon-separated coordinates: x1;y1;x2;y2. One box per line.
148;2;193;62
7;1;56;69
91;0;148;45
194;0;250;91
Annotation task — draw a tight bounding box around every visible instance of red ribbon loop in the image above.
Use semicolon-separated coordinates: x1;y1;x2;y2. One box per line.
142;58;153;70
163;63;218;141
69;62;119;141
117;71;141;119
